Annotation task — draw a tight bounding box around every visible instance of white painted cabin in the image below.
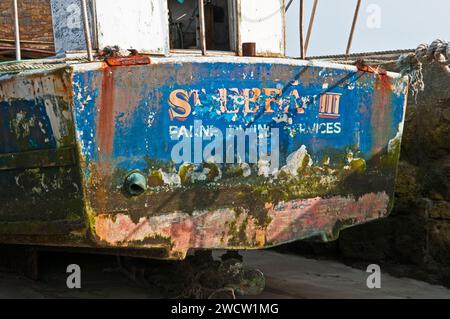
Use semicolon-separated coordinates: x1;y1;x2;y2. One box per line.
50;0;286;57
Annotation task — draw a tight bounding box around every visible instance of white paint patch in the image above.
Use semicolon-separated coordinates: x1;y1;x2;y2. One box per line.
280;145;312;177
239;0;285;56
272;113;293;124
161;171;181;187
258;159;271;177
44;99;62;142
240;163;252;177
95;0;169;55
11;111;35;138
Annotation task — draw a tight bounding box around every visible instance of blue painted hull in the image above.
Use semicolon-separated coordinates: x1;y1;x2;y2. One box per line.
0;57;408;259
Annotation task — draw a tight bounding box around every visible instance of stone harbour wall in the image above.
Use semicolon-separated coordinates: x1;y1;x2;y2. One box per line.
284;61;450;287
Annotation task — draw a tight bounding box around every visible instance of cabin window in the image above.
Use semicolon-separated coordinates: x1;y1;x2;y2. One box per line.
168;0;236;52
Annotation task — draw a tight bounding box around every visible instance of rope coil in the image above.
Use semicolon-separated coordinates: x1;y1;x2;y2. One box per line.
398;39;450;98
0;56;88;74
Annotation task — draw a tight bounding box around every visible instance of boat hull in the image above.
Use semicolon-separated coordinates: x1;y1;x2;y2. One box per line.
0;57;408;259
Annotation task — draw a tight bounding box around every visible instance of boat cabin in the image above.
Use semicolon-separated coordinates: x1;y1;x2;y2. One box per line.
1;0;287;60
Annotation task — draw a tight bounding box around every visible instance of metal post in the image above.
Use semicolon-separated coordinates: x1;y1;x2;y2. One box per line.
12;0;21;61
305;0;318;55
80;0;94;61
91;0;98;50
286;0;294;12
299;0;305;59
198;0;207;55
346;0;362;57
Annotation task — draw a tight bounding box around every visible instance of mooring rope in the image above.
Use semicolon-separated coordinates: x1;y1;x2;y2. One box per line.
0;56;89;74
0;61;62;73
397;39;450;98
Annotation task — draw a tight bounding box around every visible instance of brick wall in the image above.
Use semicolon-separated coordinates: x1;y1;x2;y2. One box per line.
0;0;54;52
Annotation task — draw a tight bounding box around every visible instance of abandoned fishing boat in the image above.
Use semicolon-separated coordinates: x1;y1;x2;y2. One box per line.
0;0;408;262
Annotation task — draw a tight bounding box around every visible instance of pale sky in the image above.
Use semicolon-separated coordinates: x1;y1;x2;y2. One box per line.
285;0;450;57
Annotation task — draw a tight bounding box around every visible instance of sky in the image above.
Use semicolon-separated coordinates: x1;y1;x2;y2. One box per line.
285;0;450;57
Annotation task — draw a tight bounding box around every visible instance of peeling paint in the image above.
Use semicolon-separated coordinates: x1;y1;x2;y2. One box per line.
94;192;390;259
0;56;408;259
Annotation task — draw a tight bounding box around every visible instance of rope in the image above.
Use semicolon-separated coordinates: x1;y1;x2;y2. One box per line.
0;61;62;73
314;58;399;65
397;39;450;99
307;48;415;60
0;56;88;74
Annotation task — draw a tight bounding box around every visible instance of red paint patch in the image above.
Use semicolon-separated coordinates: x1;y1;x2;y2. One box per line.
93;192;390;259
105;55;151;67
371;74;393;154
97;66;115;162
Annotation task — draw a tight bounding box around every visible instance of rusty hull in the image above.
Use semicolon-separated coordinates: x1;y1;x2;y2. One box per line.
0;57;408;259
0;66;85;236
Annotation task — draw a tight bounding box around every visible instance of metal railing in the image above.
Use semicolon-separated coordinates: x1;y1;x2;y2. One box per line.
80;0;94;61
7;0;362;61
8;0;93;62
198;0;207;56
12;0;21;61
289;0;363;59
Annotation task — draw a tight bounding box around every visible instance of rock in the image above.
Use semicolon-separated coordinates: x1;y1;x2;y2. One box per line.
392;162;422;216
285;56;450;287
339;212;429;266
429;201;450;220
218;259;266;296
339;219;396;262
392;215;428;265
395;161;420;198
420;156;450;201
208;288;236;299
442;108;450;122
428;221;450;265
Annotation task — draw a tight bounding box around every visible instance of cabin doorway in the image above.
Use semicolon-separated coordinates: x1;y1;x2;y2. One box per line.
168;0;236;52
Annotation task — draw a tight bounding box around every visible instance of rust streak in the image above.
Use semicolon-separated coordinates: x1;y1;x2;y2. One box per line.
371;73;393;154
97;66;115;162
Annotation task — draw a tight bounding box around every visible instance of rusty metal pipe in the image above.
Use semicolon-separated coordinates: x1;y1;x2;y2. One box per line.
80;0;94;61
124;172;147;196
346;0;362;57
198;0;207;56
0;46;55;55
0;38;54;45
12;0;21;61
242;42;256;57
305;0;318;56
